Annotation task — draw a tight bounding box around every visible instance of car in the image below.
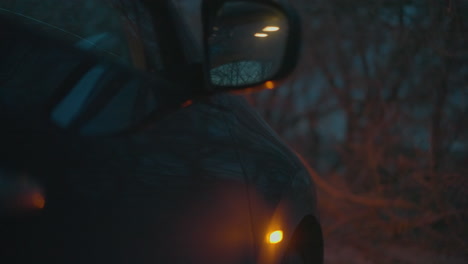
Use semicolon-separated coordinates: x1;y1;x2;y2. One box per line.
0;0;323;263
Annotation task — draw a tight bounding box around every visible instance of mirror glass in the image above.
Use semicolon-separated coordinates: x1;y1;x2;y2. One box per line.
208;1;288;87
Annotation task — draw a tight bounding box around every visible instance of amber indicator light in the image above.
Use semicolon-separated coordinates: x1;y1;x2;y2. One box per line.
268;230;283;244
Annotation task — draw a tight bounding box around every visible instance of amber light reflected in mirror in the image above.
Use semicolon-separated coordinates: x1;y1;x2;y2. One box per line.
208;1;289;87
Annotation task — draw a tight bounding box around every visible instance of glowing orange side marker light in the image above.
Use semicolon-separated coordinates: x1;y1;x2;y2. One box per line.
268;230;283;244
265;81;275;89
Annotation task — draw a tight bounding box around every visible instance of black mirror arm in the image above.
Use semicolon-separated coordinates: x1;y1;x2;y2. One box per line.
141;1;205;93
141;1;185;67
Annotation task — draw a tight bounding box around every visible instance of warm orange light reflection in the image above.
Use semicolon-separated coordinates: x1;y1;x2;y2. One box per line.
268;230;283;244
31;192;45;209
254;33;268;37
182;100;193;108
262;26;280;32
265;81;275;89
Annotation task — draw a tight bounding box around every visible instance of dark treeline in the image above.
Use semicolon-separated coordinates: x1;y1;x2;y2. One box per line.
248;0;467;263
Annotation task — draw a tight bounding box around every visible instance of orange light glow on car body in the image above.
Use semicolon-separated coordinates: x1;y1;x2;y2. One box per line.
31;191;46;209
181;99;193;108
265;81;275;89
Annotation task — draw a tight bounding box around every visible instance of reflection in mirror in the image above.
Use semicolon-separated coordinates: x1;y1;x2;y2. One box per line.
208;1;288;87
211;60;273;86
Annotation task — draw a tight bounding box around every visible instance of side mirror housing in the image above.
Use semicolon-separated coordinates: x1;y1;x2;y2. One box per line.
202;0;301;93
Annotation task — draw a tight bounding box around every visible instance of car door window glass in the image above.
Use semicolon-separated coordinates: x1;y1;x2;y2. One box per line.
0;0;160;70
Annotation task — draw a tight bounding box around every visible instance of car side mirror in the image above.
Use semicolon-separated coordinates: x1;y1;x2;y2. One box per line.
202;0;300;93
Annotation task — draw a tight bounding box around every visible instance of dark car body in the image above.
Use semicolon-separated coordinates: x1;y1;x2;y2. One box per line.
0;1;322;263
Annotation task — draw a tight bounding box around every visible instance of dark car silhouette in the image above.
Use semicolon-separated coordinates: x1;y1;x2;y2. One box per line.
0;0;323;263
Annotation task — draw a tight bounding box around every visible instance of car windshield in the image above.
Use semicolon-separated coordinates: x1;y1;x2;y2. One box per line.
0;0;160;70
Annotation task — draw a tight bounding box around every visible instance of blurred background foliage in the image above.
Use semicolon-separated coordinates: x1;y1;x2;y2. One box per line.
246;0;467;262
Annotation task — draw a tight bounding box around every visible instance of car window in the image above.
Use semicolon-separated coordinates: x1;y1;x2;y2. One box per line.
0;0;161;70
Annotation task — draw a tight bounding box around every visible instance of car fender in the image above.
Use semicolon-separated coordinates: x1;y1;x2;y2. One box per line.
254;167;318;264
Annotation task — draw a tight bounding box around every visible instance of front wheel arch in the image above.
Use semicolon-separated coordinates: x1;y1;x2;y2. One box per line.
284;215;323;264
